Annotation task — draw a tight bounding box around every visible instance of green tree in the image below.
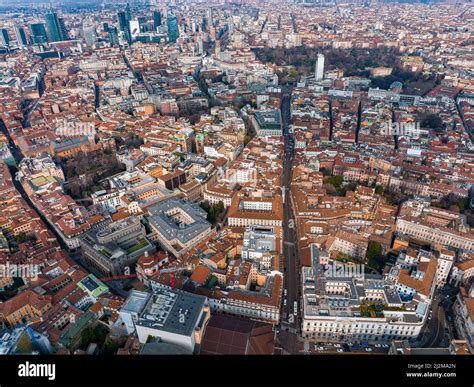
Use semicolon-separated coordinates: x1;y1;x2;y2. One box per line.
288;68;298;78
375;185;384;196
366;241;383;262
326;175;343;190
101;337;119;355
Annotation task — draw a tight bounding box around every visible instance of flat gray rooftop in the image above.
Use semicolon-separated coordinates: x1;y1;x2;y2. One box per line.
137;289;207;337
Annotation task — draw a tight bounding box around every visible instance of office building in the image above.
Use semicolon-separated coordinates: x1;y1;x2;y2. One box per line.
129;19;140;40
58;18;69;40
301;245;429;343
45;11;62;42
147;197;212;258
251;109;283;137
14;27;28;47
153;10;162;30
316;53;325;80
81;19;97;46
0;29;10;47
108;26;120;46
133;288;210;353
167;12;179;44
118;11;131;44
242;225;278;270
30;23;48;44
45;10;67;42
80;216;156;277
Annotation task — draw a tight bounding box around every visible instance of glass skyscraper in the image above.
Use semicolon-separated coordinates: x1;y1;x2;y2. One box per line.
153;11;162;30
108;26;120;46
118;5;132;44
167;12;179;44
0;29;9;47
45;11;63;42
30;23;48;44
15;27;28;47
58;18;69;40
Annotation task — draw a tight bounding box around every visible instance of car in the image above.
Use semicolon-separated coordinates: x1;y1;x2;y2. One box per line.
284;289;288;297
347;342;353;346
318;346;324;351
375;344;381;348
365;348;372;352
283;299;287;306
337;349;344;353
382;344;389;348
334;344;341;348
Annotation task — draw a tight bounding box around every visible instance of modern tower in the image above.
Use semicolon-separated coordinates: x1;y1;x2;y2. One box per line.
0;29;10;47
30;23;48;44
153;10;162;30
207;8;213;29
58;18;69;40
81;19;97;46
118;8;131;44
45;10;64;42
315;53;325;80
125;2;132;23
167;12;179;44
129;20;140;40
14;27;28;47
108;26;119;46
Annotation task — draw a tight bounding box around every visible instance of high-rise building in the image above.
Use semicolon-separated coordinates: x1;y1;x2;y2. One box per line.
129;20;140;40
58;18;69;40
167;12;179;44
153;10;162;30
0;29;9;47
30;23;48;44
118;10;131;43
81;19;97;46
315;53;325;80
125;2;132;23
14;27;28;47
45;11;64;42
108;26;120;46
207;8;213;28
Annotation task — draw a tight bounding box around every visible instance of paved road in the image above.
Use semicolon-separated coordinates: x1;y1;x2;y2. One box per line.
417;293;448;348
278;92;301;342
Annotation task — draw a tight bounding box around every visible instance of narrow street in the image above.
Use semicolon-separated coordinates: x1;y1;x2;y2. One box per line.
277;92;302;352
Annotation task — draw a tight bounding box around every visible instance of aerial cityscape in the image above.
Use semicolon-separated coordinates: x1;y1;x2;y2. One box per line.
0;0;474;368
